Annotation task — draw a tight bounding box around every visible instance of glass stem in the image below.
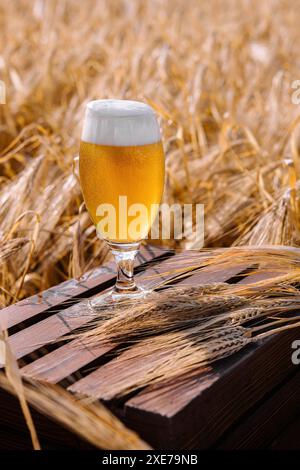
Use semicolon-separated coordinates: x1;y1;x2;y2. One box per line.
109;242;140;294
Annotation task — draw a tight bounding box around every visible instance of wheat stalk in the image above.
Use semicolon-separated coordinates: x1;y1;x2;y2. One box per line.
0;332;150;450
1;0;300;303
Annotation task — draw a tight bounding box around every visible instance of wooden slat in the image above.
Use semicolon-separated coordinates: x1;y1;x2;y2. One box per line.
130;250;211;288
0;263;114;330
21;252;245;383
16;253;270;449
5;246;170;360
177;264;249;285
21;339;113;383
124;267;286;413
121;270;300;449
8;294;114;360
238;270;285;285
67;263;247;398
0;244;167;331
269;412;300;449
125;329;300;449
217;370;300;449
19;250;200;380
21;258;188;376
0;387;86;450
1;249;298;450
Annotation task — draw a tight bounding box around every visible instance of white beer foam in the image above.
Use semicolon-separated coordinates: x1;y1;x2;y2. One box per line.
82;99;161;147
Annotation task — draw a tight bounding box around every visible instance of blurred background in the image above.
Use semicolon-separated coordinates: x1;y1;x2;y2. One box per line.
0;0;299;306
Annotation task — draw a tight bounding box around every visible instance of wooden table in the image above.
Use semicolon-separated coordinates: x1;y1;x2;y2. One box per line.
0;244;300;450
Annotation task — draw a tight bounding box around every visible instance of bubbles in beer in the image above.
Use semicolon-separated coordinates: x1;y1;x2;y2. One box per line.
82;99;161;147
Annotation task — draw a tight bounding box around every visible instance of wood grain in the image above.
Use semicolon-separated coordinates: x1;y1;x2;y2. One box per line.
20;250;225;381
67;263;248;399
21;339;114;383
0;244;167;331
269;411;300;449
122;270;300;449
125;329;300;449
218;370;300;449
1;247;300;450
5;245;170;360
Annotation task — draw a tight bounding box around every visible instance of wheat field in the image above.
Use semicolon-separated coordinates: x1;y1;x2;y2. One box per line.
0;0;300;307
2;0;300;449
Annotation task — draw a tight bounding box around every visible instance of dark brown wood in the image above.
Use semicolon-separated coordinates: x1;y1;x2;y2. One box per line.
20;250;239;381
122;270;300;449
1;244;167;330
4;245;169;360
217;370;300;449
0;263;115;330
269;412;300;449
0;387;90;449
67;262;247;399
19;250;190;376
124;330;300;449
1;246;300;450
178;264;250;285
21;339;114;383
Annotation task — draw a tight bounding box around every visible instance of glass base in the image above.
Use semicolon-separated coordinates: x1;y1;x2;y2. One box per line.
88;285;152;311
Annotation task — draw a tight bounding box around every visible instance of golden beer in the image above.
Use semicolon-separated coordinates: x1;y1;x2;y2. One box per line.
79;140;165;242
79;99;165;306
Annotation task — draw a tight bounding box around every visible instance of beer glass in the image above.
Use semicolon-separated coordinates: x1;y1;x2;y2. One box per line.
79;99;165;309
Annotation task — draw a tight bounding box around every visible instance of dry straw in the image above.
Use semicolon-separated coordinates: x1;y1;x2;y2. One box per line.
2;0;300;449
64;246;300;398
1;0;300;304
0;372;151;449
0;333;150;450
